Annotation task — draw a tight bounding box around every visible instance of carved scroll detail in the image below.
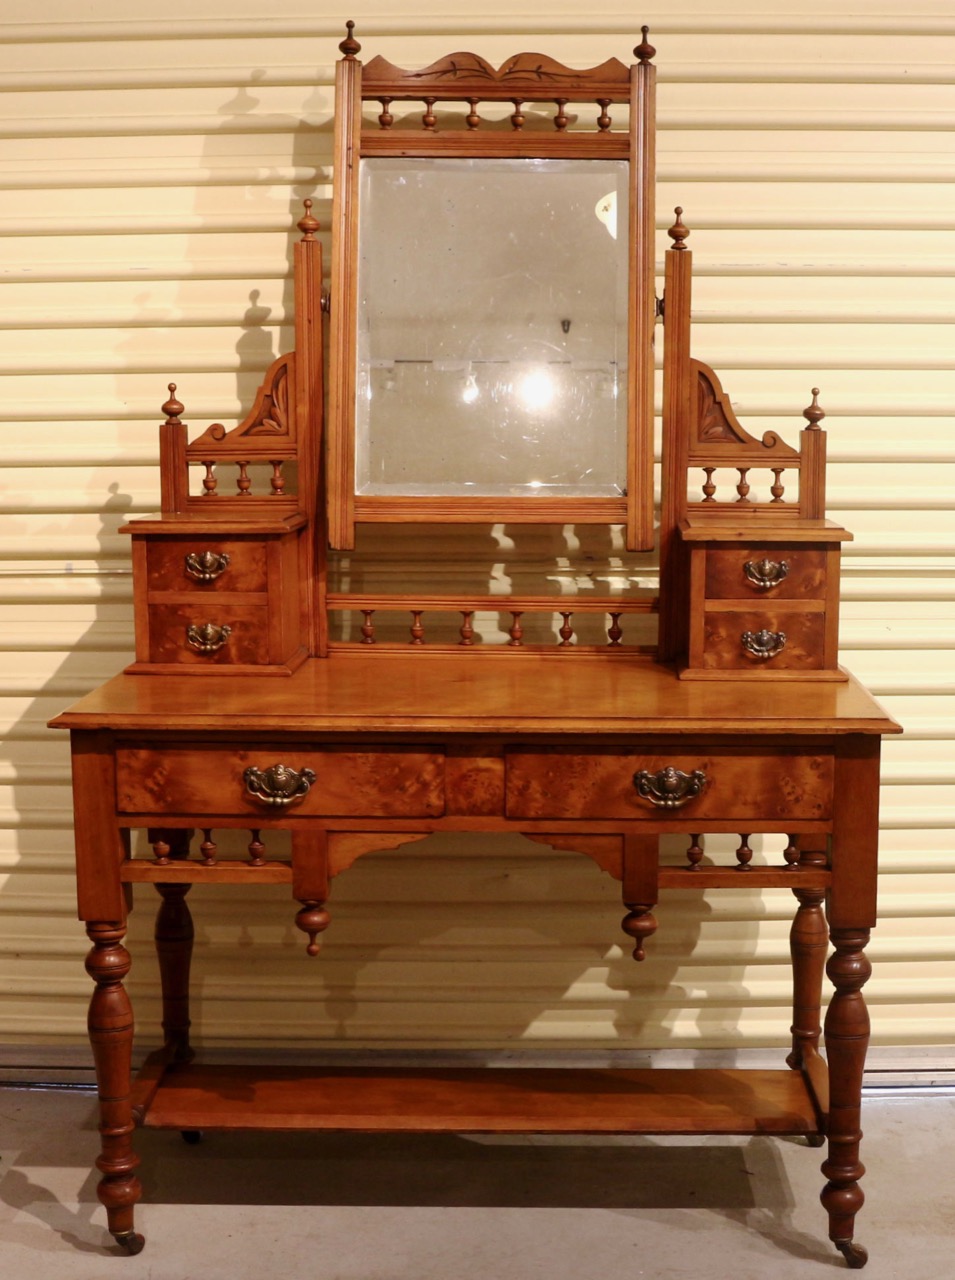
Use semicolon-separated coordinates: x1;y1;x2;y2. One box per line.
187;355;295;456
691;360;799;458
698;373;739;443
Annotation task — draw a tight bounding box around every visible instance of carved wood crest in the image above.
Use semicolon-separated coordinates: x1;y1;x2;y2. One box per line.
187;354;296;458
690;360;797;460
361;52;632;101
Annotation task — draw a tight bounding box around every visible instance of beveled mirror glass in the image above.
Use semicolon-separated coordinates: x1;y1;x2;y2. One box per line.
355;157;629;498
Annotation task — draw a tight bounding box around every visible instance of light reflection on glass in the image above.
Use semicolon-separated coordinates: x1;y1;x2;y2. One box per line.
516;367;557;412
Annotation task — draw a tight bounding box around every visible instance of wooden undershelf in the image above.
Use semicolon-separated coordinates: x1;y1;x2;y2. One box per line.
136;1063;825;1137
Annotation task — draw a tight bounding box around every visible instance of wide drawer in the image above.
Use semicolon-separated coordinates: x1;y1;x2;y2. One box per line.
505;747;833;821
705;546;827;601
116;745;445;817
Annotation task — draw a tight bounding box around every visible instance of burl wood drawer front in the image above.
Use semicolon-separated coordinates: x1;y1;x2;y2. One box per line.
702;610;825;671
705;547;827;601
116;745;445;817
147;602;271;666
145;538;269;593
506;748;833;821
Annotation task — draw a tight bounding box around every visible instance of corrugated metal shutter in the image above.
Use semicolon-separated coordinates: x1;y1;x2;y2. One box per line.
2;3;953;1064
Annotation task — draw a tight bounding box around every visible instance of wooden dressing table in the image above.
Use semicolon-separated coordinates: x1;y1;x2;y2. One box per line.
51;24;900;1269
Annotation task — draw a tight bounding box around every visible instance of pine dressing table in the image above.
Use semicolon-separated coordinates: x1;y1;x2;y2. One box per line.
51;24;900;1268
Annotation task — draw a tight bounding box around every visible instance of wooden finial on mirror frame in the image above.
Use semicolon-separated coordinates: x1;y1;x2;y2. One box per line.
340;20;361;58
162;383;184;422
803;387;825;430
635;26;656;64
297;198;319;239
668;207;689;249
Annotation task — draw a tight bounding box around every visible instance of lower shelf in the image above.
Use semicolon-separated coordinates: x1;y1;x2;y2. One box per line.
135;1062;824;1137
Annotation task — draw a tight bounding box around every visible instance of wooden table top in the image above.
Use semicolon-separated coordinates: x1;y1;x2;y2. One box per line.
49;652;901;738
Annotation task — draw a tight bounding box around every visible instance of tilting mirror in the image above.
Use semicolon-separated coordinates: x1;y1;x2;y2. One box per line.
355;156;630;499
326;30;657;549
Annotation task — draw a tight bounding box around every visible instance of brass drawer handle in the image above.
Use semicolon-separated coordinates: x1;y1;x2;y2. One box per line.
743;558;789;590
741;628;787;660
185;550;231;582
244;764;317;807
186;622;232;654
633;766;707;809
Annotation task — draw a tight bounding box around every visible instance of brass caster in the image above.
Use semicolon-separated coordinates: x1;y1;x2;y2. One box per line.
835;1239;868;1269
114;1230;145;1256
806;1133;826;1148
180;1129;202;1144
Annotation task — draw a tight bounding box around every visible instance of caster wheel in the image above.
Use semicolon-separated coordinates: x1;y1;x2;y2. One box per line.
180;1129;202;1144
115;1230;145;1256
835;1239;868;1269
806;1133;826;1148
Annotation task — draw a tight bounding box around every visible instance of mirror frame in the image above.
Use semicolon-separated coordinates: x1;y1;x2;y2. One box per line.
326;26;657;551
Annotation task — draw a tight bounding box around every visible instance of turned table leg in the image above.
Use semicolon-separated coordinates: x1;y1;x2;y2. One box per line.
788;849;829;1073
787;847;829;1146
155;881;195;1062
821;926;872;1269
85;921;144;1255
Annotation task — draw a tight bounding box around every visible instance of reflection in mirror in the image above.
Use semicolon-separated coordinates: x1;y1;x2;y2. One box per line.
355;157;630;497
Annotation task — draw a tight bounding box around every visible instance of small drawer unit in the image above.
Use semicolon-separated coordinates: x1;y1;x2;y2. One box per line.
124;514;308;675
678;519;851;681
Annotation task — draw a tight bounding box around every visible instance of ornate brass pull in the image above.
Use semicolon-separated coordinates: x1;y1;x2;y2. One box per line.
743;558;789;590
186;622;232;653
633;766;707;809
244;764;317;807
184;550;230;582
741;629;787;660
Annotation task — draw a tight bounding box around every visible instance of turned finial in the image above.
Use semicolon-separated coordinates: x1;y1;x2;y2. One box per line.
803;387;825;430
162;383;184;422
340;20;361;58
297;197;319;239
635;26;656;64
668;207;689;249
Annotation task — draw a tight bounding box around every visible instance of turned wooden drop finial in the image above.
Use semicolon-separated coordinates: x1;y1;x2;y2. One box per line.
635;26;656;64
297;198;319;239
162;383;184;422
804;387;825;430
668;207;689;249
340;20;361;58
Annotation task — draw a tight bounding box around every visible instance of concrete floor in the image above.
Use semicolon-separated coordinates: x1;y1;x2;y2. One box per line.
1;1084;952;1280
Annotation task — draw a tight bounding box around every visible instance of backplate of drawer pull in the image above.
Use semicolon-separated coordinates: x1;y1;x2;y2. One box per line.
743;558;789;590
186;622;233;654
633;766;707;809
243;764;317;807
741;629;787;660
184;550;231;582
